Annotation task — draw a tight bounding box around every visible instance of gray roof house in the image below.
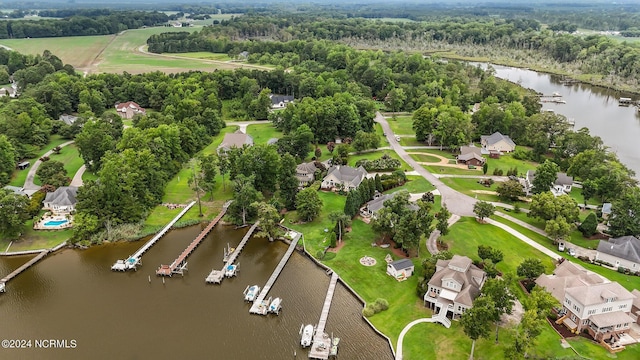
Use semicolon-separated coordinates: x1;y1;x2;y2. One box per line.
3;185;27;196
43;186;79;214
480;132;516;153
295;162;319;187
217;132;254;153
362;191;419;218
596;236;640;271
423;255;486;325
536;260;636;342
270;94;294;109
457;145;486;166
59;114;79;126
321;165;368;191
386;258;415;281
525;171;573;196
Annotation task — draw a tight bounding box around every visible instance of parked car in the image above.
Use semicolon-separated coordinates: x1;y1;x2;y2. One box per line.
568;248;576;256
558;242;565;252
395;135;401;141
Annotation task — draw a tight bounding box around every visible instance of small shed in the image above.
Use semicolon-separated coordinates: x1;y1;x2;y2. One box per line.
386;258;414;281
16;161;30;170
602;203;612;218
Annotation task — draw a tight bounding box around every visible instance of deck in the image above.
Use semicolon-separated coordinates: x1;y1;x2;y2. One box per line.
205;221;259;284
308;272;339;360
112;201;195;271
156;201;230;277
0;250;49;290
249;230;301;314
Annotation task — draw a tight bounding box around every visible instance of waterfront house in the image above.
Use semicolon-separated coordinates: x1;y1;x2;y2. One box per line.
270;94;294;109
361;192;418;219
386;258;414;281
536;261;636;342
115;101;146;119
457;146;486;166
480;132;516;153
43;186;79;214
296;162;319;187
321;165;368;192
217;132;254;153
524;171;573;196
423;255;487;320
595;236;640;271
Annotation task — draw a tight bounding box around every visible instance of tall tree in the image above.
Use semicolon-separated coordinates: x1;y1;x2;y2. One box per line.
197;154;218;201
329;211;351;243
436;205;451;236
482;276;516;343
609;187;640;237
296;188;323;222
528;192;579;222
75;119;116;172
0;134;16;186
228;174;263;225
544;215;574;243
461;296;497;360
217;151;230;191
254;201;283;241
473;201;495;222
278;153;299;210
516;258;545;281
531;160;559;194
0;189;30;239
36;160;68;188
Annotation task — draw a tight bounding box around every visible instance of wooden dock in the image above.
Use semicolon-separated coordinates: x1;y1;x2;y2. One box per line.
156;201;230;277
205;221;259;284
112;201;195;271
249;230;301;314
0;250;49;291
309;272;339;359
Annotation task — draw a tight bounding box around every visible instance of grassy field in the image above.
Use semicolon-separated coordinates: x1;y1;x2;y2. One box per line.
485;154;538;177
442;217;556;275
82;170;98;182
167;52;232;61
246;123;283;144
409;153;442;163
0;219;72;252
8;135;69;187
398;137;424;146
387;175;436;194
424;165;482;176
33;144;83;186
348;150;413;172
386;116;414;135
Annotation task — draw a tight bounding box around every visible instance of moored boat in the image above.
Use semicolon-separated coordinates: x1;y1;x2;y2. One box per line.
244;284;260;302
224;263;238;277
300;324;314;347
268;297;282;315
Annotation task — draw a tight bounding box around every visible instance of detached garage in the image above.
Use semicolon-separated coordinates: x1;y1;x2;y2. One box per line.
387;259;414;282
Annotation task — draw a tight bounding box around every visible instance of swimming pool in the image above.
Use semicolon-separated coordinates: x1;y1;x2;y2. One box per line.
44;219;69;227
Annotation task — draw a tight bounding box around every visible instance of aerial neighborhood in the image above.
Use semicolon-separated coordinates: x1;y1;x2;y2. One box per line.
1;1;640;359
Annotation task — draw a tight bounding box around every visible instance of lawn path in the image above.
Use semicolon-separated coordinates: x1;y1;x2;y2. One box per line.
485;218;562;260
70;165;86;187
395;318;441;360
23;140;74;195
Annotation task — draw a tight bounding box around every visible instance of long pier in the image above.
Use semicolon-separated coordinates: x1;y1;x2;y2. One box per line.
156;201;231;277
249;230;301;314
205;221;259;284
112;201;196;271
309;272;339;359
0;250;49;291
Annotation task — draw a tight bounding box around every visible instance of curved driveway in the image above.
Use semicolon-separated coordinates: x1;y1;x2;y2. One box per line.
395;318;440;360
23;140;75;193
375;112;476;216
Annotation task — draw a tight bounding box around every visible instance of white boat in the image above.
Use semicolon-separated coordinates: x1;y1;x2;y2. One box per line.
224;264;237;277
552;92;561;97
0;282;5;293
330;337;340;356
244;285;260;302
268;297;282;315
300;324;314;347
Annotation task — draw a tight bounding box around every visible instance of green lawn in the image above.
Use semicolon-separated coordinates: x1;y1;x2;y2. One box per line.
442;217;556;275
33;144;83;186
409;153;441;163
82;170;98;182
165;52;232;61
348;150;412;172
386;116;414;135
485;154;538;177
398;137;424;146
387;176;436;194
424;165;482;176
8;135;69;187
568;336;640;359
0;219;71;252
568;187;600;207
246;123;283;144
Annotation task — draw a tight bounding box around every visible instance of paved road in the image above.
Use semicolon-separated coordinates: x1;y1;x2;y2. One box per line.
395;318;441;360
229;120;271;134
426;214;461;255
23;140;75;194
375;112;476;216
70;165;86;187
486;218;562;261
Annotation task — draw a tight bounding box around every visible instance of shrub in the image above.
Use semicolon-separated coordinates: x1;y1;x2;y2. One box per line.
492;168;504;176
618;267;626;273
362;306;375;317
374;298;389;311
315;250;325;260
512;148;531;160
370;301;383;313
578;212;598;237
513;203;521;213
355;154;401;171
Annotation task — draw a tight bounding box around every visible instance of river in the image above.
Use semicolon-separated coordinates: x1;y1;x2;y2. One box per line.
0;224;393;360
477;63;640;176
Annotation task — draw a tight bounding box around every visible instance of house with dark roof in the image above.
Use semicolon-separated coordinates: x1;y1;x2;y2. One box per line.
361;191;419;218
115;101;146;119
480;132;516;153
386;258;414;281
321;165;368;191
269;94;294;109
217;132;254;153
59;114;79;126
536;261;636;342
596;236;640;271
457;145;486;166
423;255;486;324
43;186;78;214
295;162;319;187
524;170;574;196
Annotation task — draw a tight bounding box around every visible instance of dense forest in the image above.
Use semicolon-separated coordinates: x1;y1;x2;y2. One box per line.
0;10;168;38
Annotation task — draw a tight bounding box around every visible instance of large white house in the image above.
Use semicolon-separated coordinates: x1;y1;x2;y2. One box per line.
524;171;573;196
321;165;367;191
423;255;486;324
43;186;79;214
536;261;636;342
595;236;640;271
480;132;516;153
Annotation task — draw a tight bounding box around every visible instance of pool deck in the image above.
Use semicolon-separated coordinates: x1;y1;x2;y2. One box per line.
33;215;73;230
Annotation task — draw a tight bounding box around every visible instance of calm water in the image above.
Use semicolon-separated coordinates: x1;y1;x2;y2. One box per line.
0;224;393;360
479;63;640;176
